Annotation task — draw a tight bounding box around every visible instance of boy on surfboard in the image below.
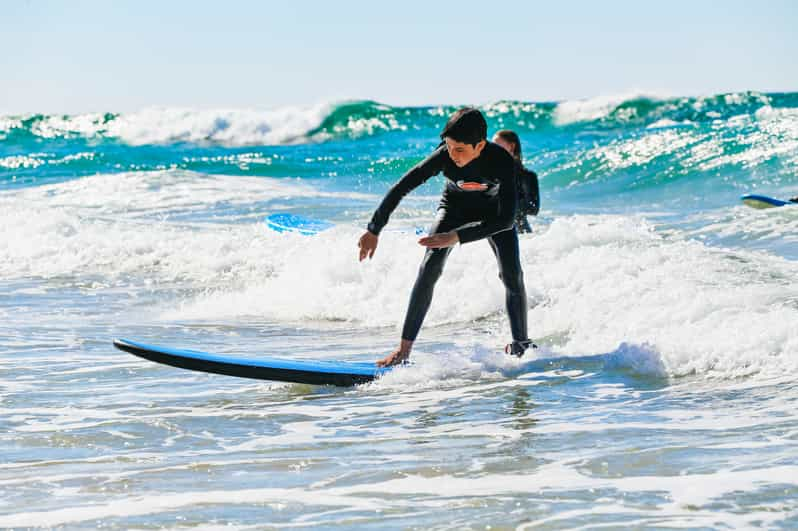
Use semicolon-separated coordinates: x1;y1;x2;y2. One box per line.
358;108;533;367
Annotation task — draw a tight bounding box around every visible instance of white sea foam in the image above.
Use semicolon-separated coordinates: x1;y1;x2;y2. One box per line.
552;91;666;125
8;103;337;146
646;118;694;129
0;170;376;282
527;215;798;378
0;154;46;170
105;104;334;146
2;173;797;382
0;116;22;134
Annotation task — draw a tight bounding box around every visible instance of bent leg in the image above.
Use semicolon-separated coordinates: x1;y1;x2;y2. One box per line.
487;228;528;343
400;211;461;341
401;246;452;340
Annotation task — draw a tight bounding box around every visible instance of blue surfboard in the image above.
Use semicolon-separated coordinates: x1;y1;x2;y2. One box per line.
265;213;425;236
264;213;334;235
113;338;389;386
741;194;795;209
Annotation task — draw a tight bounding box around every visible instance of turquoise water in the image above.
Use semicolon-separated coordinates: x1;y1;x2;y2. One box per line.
1;92;798;528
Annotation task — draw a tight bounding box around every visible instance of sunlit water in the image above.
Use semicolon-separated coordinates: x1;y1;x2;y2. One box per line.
1;93;798;528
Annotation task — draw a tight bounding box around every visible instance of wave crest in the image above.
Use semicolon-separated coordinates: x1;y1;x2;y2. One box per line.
2;92;796;147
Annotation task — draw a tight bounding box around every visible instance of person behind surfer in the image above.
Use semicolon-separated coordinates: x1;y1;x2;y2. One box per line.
492;129;540;233
358;108;533;367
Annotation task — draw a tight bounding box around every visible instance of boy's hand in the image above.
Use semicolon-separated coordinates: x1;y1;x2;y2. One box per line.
418;231;459;249
358;231;379;261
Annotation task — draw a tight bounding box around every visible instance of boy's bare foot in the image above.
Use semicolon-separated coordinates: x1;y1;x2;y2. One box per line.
376;339;414;367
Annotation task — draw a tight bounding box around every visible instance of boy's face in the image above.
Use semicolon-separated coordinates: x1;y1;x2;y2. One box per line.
444;138;486;167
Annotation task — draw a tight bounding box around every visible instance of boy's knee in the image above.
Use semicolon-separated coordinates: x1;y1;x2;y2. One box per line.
418;253;447;283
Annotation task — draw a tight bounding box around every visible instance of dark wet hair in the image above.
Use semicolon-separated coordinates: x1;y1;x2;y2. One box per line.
440;107;487;146
494;129;522;161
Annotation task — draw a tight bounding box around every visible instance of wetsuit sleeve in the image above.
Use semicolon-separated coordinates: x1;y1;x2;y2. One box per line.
528;169;540;216
367;147;445;235
456;156;518;244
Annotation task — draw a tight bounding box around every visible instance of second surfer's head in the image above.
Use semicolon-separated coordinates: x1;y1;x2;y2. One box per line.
493;129;522;162
441;107;488;167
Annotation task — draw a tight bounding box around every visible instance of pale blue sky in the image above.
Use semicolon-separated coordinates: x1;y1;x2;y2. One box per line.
3;0;797;113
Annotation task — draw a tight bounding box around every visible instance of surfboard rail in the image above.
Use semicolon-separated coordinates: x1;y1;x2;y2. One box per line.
113;338;386;386
740;194;792;209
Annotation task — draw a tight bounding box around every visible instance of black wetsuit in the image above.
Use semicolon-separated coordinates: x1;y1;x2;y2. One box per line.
514;162;540;234
367;142;528;343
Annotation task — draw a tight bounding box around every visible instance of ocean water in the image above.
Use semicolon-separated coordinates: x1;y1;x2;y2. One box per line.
1;92;798;529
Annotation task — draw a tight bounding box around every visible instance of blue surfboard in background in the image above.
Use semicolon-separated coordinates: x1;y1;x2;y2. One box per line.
741;194;796;209
265;213;426;236
264;213;335;235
